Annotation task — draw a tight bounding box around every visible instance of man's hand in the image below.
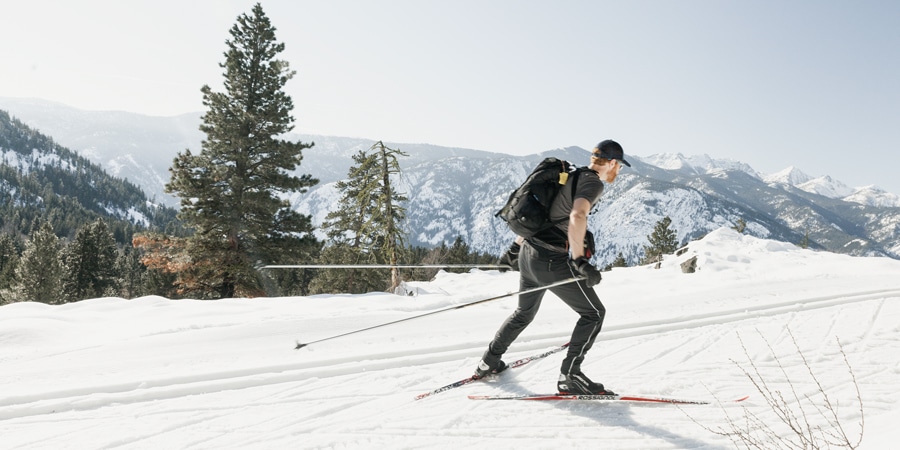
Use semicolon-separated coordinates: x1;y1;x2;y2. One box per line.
498;242;521;272
568;256;602;287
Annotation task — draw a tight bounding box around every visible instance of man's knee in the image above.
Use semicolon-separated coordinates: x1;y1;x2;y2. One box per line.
511;307;539;326
579;305;606;324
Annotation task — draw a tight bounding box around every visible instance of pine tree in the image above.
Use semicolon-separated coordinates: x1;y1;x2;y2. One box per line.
0;233;22;304
641;216;679;266
363;141;408;290
117;243;144;299
309;150;383;294
446;236;472;274
310;142;408;294
603;252;628;271
165;3;319;298
132;232;184;298
308;244;387;294
799;229;810;249
406;242;449;282
61;219;119;302
15;221;63;304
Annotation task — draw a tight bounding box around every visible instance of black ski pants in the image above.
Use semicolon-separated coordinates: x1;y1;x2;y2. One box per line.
483;240;607;375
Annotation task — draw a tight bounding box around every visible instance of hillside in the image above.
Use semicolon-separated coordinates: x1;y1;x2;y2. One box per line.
2;98;899;264
0;110;178;241
1;228;898;448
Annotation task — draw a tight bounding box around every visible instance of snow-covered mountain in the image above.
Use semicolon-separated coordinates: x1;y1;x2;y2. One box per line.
3;97;899;264
764;166;813;186
764;165;899;207
843;185;900;208
0;97;203;207
641;153;760;178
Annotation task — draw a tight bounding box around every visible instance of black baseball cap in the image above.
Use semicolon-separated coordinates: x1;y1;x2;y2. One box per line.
592;140;630;167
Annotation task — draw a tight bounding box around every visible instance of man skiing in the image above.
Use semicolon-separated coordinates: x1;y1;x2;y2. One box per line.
477;139;629;395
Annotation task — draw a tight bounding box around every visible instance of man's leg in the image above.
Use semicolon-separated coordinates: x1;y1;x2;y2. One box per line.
550;274;606;375
480;243;546;367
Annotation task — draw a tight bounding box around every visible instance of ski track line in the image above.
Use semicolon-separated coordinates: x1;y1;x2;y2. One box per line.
860;298;888;348
98;410;230;450
0;334;569;419
2;287;896;421
599;287;900;342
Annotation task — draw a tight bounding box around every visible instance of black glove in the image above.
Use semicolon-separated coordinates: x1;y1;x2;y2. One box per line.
498;242;521;272
568;256;602;287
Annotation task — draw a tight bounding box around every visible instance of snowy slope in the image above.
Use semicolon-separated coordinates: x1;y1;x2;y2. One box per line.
844;185;900;208
642;153;761;179
797;175;855;198
764;166;813;186
2;228;899;449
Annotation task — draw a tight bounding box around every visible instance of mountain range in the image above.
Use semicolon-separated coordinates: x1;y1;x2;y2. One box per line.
2;97;898;265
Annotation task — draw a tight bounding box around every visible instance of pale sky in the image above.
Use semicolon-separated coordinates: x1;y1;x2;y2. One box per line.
2;0;899;193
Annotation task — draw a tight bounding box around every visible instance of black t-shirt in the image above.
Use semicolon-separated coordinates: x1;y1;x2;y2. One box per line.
532;168;604;249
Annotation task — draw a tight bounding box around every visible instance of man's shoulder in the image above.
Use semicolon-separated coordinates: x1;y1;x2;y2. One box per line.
573;167;604;200
575;167;602;187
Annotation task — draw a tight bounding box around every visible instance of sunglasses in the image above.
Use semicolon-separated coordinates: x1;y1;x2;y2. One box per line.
593;154;625;167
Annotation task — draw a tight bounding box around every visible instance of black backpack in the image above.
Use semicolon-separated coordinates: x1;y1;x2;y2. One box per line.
495;157;586;238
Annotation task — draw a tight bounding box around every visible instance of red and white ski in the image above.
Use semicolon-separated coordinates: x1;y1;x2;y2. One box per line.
414;343;569;400
468;393;750;404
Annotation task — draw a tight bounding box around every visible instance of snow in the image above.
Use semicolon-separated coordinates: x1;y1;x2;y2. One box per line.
797;175;855;198
2;228;899;449
765;168;900;207
765;166;812;186
642;153;761;179
844;185;900;208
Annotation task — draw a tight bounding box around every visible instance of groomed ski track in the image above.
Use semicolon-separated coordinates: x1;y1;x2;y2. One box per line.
2;230;900;448
3;287;896;421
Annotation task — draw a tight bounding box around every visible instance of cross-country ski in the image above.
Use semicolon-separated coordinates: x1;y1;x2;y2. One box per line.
468;393;751;404
414;343;569;400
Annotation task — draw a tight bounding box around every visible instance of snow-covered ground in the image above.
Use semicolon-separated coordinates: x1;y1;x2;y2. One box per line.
2;228;899;449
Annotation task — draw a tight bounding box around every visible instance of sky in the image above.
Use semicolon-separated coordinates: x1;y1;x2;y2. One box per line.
2;0;899;193
2;228;900;447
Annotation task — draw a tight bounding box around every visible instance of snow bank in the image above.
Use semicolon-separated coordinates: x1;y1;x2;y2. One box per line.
2;228;899;449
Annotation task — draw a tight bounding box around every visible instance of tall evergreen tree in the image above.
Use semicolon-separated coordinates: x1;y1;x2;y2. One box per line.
364;142;408;290
308;150;379;294
165;3;319;298
446;236;472;274
310;142;408;294
641;216;679;265
0;233;22;304
61;219;119;302
15;221;63;304
116;244;145;299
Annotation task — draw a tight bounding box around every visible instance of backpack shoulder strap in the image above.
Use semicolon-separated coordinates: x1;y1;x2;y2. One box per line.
569;166;592;197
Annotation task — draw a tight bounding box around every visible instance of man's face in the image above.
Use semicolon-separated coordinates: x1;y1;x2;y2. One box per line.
605;160;622;183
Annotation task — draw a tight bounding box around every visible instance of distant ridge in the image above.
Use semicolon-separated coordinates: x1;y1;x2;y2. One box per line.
2;97;899;264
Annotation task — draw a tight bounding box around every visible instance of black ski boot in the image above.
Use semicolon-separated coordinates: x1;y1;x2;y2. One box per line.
557;371;616;395
474;359;508;378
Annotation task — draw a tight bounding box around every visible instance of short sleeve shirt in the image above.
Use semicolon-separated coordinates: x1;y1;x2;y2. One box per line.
534;168;604;245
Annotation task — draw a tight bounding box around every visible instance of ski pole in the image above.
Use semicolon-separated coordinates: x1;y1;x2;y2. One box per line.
294;276;585;349
261;264;511;270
